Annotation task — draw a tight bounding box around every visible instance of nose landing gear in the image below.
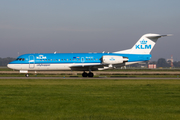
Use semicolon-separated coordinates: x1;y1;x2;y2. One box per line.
82;71;94;77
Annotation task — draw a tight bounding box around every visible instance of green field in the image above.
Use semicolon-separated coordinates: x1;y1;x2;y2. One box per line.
0;79;180;120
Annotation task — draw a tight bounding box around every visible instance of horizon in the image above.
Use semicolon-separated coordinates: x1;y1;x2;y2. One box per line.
1;1;180;61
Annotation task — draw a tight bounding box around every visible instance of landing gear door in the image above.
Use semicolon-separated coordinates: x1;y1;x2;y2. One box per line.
29;55;35;68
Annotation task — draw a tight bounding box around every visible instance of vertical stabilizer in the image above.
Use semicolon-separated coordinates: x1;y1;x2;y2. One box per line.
114;34;171;54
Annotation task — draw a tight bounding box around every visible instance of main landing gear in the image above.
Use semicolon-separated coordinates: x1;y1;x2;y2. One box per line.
25;73;29;77
82;71;94;77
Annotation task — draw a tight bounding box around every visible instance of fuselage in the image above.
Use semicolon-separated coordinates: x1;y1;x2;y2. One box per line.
8;53;151;71
6;33;170;77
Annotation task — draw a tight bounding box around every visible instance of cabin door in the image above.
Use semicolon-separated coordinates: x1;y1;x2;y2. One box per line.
81;57;85;63
29;55;35;68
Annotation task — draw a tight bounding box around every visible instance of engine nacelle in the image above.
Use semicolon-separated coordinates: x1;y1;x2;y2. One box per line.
102;55;128;64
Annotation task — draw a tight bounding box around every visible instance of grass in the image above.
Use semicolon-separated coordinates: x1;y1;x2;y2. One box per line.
104;68;180;72
0;79;180;120
0;67;14;71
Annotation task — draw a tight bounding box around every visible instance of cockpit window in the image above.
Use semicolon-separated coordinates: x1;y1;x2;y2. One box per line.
16;58;25;61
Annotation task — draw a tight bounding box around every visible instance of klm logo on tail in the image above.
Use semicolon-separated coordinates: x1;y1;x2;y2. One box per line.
135;39;151;49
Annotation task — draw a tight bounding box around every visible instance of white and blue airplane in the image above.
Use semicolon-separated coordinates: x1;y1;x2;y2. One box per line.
7;33;170;77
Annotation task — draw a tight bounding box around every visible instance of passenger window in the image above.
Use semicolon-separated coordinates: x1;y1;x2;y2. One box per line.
59;59;60;61
61;59;63;61
48;59;50;61
67;59;68;61
51;59;52;61
23;58;25;61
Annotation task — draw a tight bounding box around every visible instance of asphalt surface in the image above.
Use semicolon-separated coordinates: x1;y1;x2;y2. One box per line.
1;71;180;75
0;77;180;79
1;71;180;79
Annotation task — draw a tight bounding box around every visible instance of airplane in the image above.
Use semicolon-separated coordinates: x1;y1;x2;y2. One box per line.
7;33;171;77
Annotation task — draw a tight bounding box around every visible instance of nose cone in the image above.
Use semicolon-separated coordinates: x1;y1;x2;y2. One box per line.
7;61;18;70
7;63;14;69
7;61;23;70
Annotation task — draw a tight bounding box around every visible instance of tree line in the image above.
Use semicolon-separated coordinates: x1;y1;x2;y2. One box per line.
0;57;16;66
151;58;180;68
125;58;180;68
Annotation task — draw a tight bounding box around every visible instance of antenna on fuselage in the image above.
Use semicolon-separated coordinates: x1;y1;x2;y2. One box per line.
54;51;57;54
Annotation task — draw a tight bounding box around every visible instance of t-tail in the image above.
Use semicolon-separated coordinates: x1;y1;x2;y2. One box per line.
114;33;172;54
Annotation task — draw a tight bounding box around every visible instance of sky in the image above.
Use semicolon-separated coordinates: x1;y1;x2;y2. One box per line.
0;0;180;61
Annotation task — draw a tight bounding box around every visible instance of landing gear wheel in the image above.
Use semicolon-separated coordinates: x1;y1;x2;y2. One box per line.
88;72;94;77
82;72;88;77
25;74;29;77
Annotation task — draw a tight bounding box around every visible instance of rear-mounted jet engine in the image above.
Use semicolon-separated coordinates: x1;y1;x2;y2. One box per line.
102;56;128;64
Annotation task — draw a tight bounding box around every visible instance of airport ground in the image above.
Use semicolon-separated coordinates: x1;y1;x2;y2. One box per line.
0;68;180;119
1;67;180;78
2;67;180;79
0;79;180;120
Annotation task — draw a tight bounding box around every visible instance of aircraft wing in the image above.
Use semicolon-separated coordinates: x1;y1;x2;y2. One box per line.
69;63;108;71
69;63;125;71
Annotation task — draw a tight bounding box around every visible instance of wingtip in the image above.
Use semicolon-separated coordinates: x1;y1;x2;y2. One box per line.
167;34;173;36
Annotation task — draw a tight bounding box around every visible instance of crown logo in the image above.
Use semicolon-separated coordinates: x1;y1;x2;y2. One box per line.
140;39;147;44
